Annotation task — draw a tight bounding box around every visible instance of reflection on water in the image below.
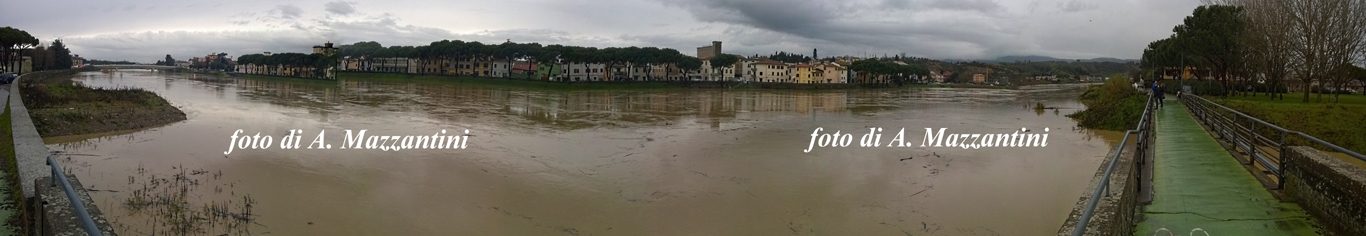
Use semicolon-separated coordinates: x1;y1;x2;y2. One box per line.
53;70;1118;235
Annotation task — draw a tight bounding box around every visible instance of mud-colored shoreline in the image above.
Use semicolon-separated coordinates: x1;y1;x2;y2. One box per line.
18;69;187;138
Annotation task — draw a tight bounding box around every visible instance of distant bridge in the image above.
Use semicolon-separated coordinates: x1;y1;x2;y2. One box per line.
90;64;179;70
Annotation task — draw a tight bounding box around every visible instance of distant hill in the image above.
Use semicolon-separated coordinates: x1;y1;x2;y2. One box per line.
1080;57;1137;63
992;55;1136;63
995;55;1062;62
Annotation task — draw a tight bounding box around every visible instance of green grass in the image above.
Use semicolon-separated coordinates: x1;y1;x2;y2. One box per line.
0;103;20;236
1212;94;1366;153
21;70;187;137
1068;77;1147;131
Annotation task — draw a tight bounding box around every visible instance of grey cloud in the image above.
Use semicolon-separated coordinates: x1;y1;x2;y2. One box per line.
924;0;1003;12
325;1;357;15
5;0;1203;62
656;0;1023;59
1059;0;1099;12
273;5;303;19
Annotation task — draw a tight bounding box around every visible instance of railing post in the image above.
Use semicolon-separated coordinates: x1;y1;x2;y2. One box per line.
1278;130;1287;190
45;154;105;236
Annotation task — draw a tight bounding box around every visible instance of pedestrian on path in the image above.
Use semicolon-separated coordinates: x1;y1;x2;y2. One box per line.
1152;80;1164;108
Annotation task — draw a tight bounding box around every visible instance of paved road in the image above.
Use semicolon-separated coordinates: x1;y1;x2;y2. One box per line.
1135;99;1319;235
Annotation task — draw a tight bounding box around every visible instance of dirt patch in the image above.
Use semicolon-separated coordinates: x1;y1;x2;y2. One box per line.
19;70;187;137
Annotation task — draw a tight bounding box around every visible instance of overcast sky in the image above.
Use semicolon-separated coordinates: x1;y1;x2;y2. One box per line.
0;0;1201;63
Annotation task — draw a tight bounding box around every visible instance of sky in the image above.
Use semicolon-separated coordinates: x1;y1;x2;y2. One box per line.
0;0;1202;63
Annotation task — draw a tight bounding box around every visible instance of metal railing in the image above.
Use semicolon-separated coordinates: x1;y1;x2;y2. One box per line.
47;154;104;236
1182;95;1366;189
1071;92;1157;236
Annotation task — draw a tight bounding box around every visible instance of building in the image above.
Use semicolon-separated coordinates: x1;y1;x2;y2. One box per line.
373;57;416;73
312;42;338;56
794;64;815;83
71;54;85;68
536;62;563;81
511;60;537;79
972;73;988;84
821;63;847;83
565;62;605;81
750;59;789;83
701;60;737;81
490;60;511;78
697;41;722;60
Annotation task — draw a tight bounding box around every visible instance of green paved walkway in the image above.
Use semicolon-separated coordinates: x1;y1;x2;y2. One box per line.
1135;100;1320;236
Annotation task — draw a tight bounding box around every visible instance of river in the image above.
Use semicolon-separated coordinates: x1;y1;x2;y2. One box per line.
51;70;1119;235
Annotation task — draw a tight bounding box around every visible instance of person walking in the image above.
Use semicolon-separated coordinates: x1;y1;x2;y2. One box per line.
1151;80;1165;108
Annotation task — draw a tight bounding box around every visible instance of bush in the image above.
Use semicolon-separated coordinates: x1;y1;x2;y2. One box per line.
1069;77;1147;130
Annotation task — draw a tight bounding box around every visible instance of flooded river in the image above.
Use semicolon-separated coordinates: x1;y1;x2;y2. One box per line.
52;70;1118;235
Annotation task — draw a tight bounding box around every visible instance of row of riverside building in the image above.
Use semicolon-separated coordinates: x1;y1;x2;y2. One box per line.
235;41;921;84
335;41;890;84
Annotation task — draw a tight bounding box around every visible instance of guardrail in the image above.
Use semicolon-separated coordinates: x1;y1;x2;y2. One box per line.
1070;92;1157;236
1182;94;1366;189
47;154;104;236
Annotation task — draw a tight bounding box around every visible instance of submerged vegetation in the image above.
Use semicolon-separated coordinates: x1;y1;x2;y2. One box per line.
20;70;186;137
1068;77;1146;131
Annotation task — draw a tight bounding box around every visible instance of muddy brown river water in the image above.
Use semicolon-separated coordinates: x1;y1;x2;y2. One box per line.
51;70;1119;235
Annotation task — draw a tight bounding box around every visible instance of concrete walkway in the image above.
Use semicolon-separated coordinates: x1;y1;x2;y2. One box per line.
10;75;51;198
1135;100;1319;235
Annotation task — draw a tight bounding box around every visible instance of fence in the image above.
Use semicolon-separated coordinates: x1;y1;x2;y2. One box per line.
47;154;103;236
1182;94;1366;188
1068;92;1157;236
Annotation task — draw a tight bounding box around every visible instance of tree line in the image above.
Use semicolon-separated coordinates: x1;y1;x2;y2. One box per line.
337;40;709;70
1;26;74;72
1141;1;1366;102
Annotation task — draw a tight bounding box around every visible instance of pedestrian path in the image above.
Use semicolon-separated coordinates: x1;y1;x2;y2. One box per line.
1135;100;1320;235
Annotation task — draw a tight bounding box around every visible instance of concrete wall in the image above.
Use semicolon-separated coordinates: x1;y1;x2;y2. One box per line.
1283;146;1366;235
1057;143;1140;236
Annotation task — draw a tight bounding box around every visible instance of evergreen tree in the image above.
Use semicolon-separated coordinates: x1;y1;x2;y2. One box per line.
50;39;72;69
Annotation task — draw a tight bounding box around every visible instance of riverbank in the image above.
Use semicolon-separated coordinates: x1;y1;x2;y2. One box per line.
314;71;1057;90
19;69;187;137
1213;94;1366;152
1067;77;1145;131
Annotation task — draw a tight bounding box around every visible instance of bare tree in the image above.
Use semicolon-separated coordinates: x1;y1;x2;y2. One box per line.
1285;0;1366;101
1212;0;1366;102
1224;0;1296;99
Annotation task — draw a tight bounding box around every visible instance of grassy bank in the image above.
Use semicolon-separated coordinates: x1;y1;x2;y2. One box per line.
20;70;187;137
1068;77;1146;131
1213;94;1366;152
0;103;19;236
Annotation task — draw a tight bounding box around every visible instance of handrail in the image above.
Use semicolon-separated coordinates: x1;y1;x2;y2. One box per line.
47;154;104;236
1185;95;1365;162
1071;91;1156;236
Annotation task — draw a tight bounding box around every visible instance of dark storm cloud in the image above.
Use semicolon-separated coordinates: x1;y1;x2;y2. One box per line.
655;0;1025;58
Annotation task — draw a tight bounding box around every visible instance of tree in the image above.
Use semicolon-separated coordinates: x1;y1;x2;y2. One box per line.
0;26;40;73
1172;5;1245;96
1232;0;1294;99
1281;0;1366;101
709;54;740;68
160;54;176;66
50;39;72;69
